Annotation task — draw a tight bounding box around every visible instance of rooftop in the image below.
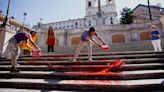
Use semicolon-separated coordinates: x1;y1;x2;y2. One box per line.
132;4;164;12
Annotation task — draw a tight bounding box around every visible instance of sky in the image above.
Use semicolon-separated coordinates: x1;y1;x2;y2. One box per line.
0;0;163;27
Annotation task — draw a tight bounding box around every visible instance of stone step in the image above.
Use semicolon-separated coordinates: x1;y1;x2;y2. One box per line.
0;89;163;92
0;88;67;92
0;78;163;91
0;63;163;72
0;51;163;91
0;70;164;80
0;58;163;65
20;51;164;57
1;53;164;61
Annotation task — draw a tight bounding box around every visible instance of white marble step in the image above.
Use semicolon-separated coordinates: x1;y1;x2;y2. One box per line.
0;78;163;86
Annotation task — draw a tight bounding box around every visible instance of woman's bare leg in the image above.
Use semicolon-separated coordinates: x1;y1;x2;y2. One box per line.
72;41;85;62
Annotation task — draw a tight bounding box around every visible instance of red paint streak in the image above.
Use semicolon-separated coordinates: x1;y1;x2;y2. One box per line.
74;61;81;65
47;54;74;57
109;59;124;69
96;59;124;73
27;57;124;70
62;60;124;76
27;60;35;64
47;65;107;70
47;65;53;68
64;71;120;76
99;68;109;73
28;51;124;76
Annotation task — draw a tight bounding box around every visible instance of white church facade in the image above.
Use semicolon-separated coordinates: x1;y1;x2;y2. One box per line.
33;0;118;30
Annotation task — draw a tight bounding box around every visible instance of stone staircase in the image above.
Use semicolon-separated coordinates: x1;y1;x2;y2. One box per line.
0;51;164;92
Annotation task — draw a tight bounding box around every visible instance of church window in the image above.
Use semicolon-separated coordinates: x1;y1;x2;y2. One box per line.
88;1;91;7
75;22;78;26
108;0;112;4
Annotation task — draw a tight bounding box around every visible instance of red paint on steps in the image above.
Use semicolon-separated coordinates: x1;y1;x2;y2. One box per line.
98;59;124;73
28;52;124;74
63;60;124;76
64;71;121;76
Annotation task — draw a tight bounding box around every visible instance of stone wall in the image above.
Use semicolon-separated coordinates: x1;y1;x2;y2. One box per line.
0;28;16;56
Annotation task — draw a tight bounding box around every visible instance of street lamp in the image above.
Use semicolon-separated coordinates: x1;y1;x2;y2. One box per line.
0;10;2;15
84;18;86;27
39;18;43;28
40;18;43;23
160;8;163;15
89;20;91;27
110;17;113;25
147;0;152;21
23;12;27;27
1;0;11;28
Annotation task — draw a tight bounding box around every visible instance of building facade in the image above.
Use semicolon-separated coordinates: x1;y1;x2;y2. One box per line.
0;10;3;25
33;0;118;30
132;4;164;23
36;16;164;47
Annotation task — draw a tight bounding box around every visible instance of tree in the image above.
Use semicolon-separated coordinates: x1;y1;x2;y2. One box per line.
120;7;134;24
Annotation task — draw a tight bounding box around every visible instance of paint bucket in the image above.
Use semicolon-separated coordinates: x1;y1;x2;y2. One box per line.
101;44;110;51
32;50;41;57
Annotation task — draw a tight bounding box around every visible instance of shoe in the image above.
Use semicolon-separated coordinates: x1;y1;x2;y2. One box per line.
13;68;20;72
88;59;93;62
16;63;20;66
70;59;76;62
10;68;14;72
10;67;20;73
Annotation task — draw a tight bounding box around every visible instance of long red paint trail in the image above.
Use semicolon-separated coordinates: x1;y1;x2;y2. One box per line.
29;51;124;73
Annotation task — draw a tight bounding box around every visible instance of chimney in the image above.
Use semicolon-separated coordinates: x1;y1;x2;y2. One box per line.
0;10;2;15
